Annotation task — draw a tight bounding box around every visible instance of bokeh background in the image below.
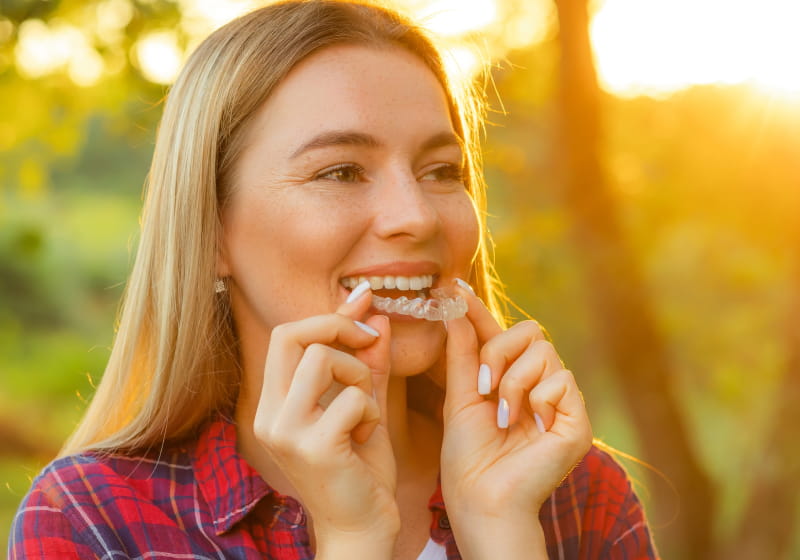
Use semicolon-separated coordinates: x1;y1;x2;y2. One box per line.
1;0;798;558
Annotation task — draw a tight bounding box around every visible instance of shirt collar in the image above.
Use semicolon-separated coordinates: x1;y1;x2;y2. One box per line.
192;415;274;535
192;414;453;543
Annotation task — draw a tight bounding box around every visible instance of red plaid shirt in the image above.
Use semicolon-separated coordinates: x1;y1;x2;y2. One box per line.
9;416;658;559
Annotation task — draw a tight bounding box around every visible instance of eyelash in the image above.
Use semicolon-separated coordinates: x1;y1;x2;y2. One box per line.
421;163;464;183
314;163;366;183
312;163;465;184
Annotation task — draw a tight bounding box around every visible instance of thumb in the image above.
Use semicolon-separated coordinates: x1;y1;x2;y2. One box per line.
443;316;481;419
354;314;391;426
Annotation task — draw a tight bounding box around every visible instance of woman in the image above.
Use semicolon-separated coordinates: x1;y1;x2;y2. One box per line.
9;1;658;558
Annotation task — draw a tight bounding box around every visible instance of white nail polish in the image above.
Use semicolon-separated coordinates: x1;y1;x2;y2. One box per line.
455;278;476;296
354;321;379;337
497;398;509;429
478;364;491;395
346;280;371;304
534;412;546;434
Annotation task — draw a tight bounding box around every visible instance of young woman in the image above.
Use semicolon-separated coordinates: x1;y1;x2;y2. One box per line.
9;1;658;558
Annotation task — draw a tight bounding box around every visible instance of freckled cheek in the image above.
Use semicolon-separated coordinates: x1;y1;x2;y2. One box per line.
444;196;481;268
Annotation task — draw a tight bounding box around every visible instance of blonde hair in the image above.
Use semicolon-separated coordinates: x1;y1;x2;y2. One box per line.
62;0;507;456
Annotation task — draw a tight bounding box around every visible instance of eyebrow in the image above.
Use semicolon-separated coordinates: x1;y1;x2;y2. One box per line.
289;129;462;159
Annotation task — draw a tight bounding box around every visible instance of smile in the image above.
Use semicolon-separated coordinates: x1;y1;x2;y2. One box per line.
340;274;434;292
340;275;466;321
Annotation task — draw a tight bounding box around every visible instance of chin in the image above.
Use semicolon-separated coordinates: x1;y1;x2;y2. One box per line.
387;321;446;377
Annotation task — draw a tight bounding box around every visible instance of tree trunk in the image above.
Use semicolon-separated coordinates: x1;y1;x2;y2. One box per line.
551;1;715;556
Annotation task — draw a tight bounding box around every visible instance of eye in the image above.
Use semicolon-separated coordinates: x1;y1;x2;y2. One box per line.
419;163;464;184
314;163;365;183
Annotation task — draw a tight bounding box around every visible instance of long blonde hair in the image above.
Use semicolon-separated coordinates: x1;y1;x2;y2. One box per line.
62;0;507;456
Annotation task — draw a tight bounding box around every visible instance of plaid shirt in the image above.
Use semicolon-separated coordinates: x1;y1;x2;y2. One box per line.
9;416;658;559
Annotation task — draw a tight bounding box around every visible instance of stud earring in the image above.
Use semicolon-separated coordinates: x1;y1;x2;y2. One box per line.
214;278;227;293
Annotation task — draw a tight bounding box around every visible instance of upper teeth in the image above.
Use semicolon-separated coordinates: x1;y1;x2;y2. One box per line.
341;275;434;291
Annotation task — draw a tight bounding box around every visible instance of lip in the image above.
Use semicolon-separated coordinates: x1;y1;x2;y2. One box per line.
340;260;440;281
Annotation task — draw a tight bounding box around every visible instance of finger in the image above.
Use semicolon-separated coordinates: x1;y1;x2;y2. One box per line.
317;385;381;445
354;314;391;426
285;343;373;417
263;313;380;408
337;279;375;319
527;369;590;438
496;339;562;426
477;320;551;396
453;278;503;345
443;314;481;418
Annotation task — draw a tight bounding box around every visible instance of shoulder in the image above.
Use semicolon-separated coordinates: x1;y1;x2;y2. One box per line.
9;449;194;559
23;448;193;510
9;454;106;559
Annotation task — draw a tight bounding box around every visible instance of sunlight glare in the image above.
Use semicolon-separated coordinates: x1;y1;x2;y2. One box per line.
179;0;256;38
441;45;480;84
591;0;800;98
134;31;182;85
416;0;497;36
15;20;77;78
14;19;103;86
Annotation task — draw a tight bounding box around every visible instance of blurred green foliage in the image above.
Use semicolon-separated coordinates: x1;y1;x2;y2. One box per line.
1;1;799;557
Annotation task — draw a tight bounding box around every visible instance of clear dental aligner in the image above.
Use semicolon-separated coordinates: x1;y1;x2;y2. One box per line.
371;288;467;321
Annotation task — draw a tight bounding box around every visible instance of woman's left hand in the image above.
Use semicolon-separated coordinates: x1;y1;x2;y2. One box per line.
440;281;593;556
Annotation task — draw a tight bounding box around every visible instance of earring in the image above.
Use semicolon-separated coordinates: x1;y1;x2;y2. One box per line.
214;278;227;293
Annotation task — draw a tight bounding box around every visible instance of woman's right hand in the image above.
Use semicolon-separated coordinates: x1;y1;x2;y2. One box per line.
252;286;399;555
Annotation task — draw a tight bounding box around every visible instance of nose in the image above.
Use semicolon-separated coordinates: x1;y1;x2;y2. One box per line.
370;168;439;242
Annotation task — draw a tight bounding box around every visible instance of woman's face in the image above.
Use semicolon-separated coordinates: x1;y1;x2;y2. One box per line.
219;44;480;377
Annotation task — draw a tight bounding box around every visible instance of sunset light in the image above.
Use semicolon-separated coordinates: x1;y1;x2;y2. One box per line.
591;0;800;98
8;0;800;100
414;0;497;36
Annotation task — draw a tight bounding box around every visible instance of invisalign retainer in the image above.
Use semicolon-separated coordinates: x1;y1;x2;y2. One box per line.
371;287;467;321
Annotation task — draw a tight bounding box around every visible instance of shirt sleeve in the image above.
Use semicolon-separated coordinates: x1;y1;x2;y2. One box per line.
590;446;660;560
7;462;99;560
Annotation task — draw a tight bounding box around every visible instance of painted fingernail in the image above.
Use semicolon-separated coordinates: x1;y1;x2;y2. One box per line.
346;280;371;304
454;278;476;296
534;412;546;434
354;320;379;337
497;398;509;429
478;364;491;395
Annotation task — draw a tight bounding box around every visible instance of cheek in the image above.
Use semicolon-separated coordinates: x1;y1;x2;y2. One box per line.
444;194;482;267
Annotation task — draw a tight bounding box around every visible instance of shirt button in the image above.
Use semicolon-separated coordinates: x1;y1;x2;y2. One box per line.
438;515;450;530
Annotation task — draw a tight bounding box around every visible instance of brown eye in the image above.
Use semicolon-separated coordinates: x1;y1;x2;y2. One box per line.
315;164;365;183
420;163;464;183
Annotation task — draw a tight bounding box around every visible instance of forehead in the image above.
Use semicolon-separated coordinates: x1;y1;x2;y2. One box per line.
243;44;456;152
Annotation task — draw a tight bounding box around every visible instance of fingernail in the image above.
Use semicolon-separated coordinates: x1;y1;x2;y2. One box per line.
534;412;546;434
354;320;379;337
454;278;476;296
478;364;491;395
346;280;371;304
497;398;509;429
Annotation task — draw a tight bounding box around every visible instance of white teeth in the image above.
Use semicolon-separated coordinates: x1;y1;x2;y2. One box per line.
340;274;434;291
